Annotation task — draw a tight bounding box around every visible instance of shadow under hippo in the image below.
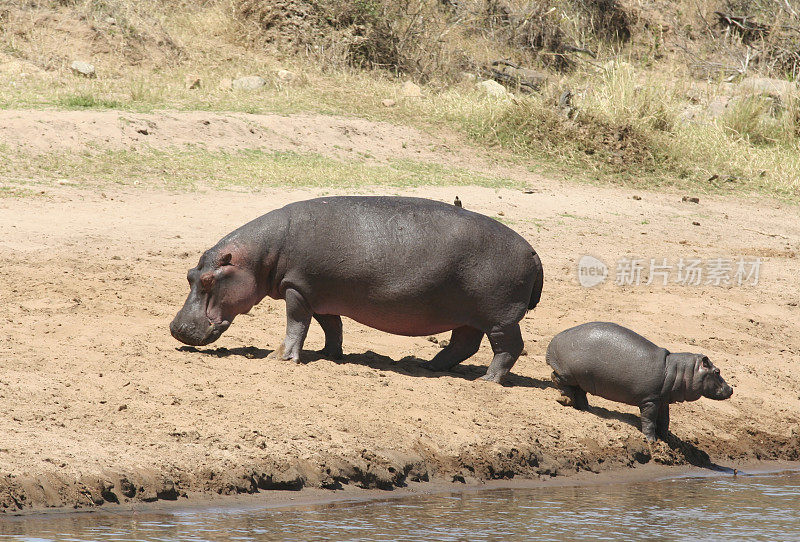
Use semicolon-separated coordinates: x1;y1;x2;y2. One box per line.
182;345;554;390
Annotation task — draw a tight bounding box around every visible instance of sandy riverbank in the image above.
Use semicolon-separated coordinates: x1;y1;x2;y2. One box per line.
7;460;800;519
2;173;799;513
1;108;799;515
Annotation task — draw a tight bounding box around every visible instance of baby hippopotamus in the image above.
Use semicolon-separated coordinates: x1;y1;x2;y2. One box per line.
546;322;733;441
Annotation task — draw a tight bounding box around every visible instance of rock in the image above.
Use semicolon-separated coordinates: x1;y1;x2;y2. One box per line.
99;480;119;503
741;77;797;97
495;63;547;91
461;72;477;82
118;477;137;498
381;98;396;107
105;16;116;25
678;104;702;123
256;468;306;491
682;196;700;203
632;195;642;200
515;67;546;86
438;339;449;348
276;69;296;82
156;479;179;500
426;336;438;344
401;81;422;98
558;89;572;108
118;404;128;411
185;75;201;90
684;88;702;104
692;221;701;226
70;60;95;78
708;96;730;117
476;79;509;98
217;78;233;91
232;76;266;90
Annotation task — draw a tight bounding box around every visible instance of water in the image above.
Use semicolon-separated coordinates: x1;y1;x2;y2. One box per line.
3;471;800;542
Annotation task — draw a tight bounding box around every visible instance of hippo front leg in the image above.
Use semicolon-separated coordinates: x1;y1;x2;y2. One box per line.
313;313;343;360
656;402;670;440
639;400;662;442
271;288;312;364
481;323;524;384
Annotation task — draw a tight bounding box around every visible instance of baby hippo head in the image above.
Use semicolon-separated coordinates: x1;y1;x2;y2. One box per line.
697;355;734;400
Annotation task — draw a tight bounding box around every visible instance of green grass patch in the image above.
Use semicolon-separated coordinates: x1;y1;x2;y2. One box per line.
0;148;519;191
57;93;123;110
0;59;797;202
0;185;40;198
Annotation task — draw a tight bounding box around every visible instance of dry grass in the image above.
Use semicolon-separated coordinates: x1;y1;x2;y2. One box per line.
0;147;519;192
0;0;798;200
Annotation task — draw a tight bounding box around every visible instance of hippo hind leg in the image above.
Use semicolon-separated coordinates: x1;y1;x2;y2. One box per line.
313;314;343;360
551;371;589;410
480;323;524;384
421;326;484;372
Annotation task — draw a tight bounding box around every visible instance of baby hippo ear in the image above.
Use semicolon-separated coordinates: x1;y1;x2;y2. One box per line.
698;355;713;370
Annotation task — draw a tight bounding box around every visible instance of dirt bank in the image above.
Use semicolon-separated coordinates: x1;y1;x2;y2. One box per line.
1;112;800;514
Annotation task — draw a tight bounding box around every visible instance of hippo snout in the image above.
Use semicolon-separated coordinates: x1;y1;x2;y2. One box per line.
170;316;230;346
720;383;734;400
707;381;734;401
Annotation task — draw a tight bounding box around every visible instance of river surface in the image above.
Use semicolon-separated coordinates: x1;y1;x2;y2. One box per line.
3;470;800;541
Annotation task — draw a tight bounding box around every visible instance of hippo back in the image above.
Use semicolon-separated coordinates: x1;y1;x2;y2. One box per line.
273;196;541;336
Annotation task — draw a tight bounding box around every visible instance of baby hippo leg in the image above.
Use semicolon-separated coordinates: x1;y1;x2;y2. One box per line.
639;400;665;442
551;371;589;410
656;402;670;440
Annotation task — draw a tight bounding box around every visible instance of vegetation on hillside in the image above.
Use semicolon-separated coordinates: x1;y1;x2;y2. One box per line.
0;0;798;197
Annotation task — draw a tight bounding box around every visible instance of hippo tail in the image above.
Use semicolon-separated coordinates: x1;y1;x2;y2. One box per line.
528;251;543;311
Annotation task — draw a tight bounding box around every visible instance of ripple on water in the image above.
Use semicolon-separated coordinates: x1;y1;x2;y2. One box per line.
2;471;800;542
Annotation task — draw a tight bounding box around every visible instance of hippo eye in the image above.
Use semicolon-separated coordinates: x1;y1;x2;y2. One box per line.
201;274;214;291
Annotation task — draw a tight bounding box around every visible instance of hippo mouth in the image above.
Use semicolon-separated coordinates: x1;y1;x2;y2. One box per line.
170;316;231;346
709;383;734;401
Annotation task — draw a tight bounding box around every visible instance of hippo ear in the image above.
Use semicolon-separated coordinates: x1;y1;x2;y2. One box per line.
700;355;712;369
219;253;232;266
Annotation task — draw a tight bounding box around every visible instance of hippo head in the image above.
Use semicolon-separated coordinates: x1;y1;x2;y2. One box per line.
170;248;260;346
697;355;734;400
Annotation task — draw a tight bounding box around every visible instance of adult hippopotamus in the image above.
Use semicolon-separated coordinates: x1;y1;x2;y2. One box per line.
546;322;733;440
170;196;543;383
